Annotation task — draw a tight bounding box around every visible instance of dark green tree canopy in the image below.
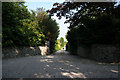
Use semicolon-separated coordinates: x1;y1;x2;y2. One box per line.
2;2;32;46
47;2;120;29
2;2;60;51
36;8;60;53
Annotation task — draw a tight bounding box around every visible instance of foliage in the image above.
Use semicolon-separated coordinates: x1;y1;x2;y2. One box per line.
55;37;66;51
66;15;120;54
18;18;45;46
47;2;120;54
36;8;60;53
47;2;120;28
66;28;78;55
55;39;61;51
2;2;46;47
66;42;69;51
2;2;31;46
2;2;60;55
60;37;65;49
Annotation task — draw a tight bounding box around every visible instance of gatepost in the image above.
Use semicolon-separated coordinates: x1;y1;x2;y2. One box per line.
45;41;50;55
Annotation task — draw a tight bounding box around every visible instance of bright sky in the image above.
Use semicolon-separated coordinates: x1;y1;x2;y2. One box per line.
24;1;69;41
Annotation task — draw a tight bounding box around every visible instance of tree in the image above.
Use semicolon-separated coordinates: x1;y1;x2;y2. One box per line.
2;2;46;47
48;2;120;28
55;39;61;51
2;2;31;46
47;1;120;55
2;2;60;55
47;2;120;45
36;8;60;53
60;37;65;49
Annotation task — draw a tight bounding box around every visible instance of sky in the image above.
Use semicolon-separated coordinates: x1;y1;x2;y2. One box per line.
24;1;69;41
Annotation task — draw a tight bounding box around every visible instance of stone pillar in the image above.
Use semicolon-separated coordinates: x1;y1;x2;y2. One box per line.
45;41;50;54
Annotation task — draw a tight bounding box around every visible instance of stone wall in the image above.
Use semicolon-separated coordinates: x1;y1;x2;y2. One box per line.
77;46;91;58
77;45;120;63
2;46;49;59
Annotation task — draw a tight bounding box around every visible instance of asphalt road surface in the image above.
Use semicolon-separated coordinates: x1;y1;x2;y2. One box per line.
2;50;119;78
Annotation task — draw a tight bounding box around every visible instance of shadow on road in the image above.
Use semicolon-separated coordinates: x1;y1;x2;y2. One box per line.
2;50;119;78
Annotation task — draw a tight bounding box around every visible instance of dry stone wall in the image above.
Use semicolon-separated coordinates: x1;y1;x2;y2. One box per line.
77;44;120;63
77;46;90;58
2;46;49;58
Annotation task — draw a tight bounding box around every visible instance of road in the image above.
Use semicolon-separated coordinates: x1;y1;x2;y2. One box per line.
2;50;119;78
